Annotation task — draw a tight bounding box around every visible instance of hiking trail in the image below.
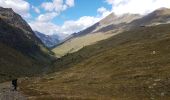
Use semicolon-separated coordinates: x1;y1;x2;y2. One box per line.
0;81;27;100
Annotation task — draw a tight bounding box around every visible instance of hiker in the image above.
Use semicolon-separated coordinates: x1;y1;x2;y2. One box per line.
12;79;18;91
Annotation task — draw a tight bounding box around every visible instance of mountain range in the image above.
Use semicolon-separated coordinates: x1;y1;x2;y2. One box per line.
52;7;170;57
34;31;60;48
1;6;170;99
20;11;170;99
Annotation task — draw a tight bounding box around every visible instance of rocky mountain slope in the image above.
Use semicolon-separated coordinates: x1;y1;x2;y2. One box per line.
129;7;170;28
0;7;54;61
34;31;60;48
0;7;55;82
53;8;170;57
52;13;140;57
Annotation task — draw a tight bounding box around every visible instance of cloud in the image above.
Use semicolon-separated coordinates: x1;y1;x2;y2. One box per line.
105;0;170;15
37;12;58;22
40;0;75;25
41;2;54;11
29;21;59;35
41;0;75;13
29;21;69;40
0;0;30;18
66;0;74;7
32;6;40;14
30;0;111;39
0;0;110;39
30;15;100;36
97;7;111;18
57;7;111;35
60;16;101;34
30;3;113;39
41;0;64;12
30;0;77;39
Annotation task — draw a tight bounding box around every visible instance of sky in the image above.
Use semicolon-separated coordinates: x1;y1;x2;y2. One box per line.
0;0;170;39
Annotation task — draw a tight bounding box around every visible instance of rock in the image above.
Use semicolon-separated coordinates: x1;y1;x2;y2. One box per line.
152;83;157;86
161;92;165;96
152;51;156;54
149;86;153;89
154;79;161;82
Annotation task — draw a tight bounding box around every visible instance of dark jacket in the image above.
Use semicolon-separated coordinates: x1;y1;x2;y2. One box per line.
12;79;17;86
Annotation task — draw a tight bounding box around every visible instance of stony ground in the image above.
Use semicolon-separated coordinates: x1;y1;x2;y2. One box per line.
0;81;27;100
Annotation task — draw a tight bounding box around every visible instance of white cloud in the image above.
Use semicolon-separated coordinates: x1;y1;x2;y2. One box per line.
58;7;111;35
37;12;58;22
66;0;74;7
60;16;101;34
40;0;75;23
30;0;77;38
41;0;75;13
41;2;54;11
0;0;30;18
32;6;40;14
30;0;111;39
29;21;59;34
105;0;170;15
29;21;69;39
30;15;100;36
97;7;111;18
30;3;113;39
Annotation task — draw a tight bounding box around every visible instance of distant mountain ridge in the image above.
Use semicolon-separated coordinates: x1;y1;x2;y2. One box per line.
129;7;170;28
53;7;170;57
72;13;140;37
34;31;60;48
52;13;140;49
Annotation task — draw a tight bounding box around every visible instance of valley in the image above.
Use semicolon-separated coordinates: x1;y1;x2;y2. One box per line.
0;5;170;100
20;24;170;100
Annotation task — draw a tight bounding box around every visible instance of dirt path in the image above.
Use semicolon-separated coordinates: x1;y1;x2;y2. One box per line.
0;81;27;100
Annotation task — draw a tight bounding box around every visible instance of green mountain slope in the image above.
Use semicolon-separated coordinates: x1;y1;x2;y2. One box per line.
0;7;54;62
21;24;170;100
52;8;170;58
0;7;55;82
0;42;45;82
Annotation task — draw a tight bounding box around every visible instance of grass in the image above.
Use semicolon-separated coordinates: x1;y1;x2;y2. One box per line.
0;42;49;83
52;30;120;58
20;24;170;100
0;15;56;82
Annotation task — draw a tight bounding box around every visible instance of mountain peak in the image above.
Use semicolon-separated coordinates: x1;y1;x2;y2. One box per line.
156;7;170;11
0;7;13;12
0;7;32;34
152;7;170;16
100;13;116;25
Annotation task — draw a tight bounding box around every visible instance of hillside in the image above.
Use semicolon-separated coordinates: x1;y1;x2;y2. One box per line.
0;7;55;82
21;23;170;100
0;42;44;82
52;8;170;58
52;13;140;57
0;7;54;62
129;7;170;28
